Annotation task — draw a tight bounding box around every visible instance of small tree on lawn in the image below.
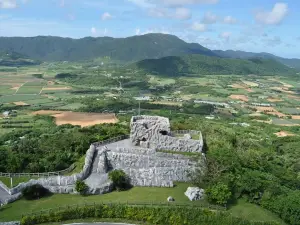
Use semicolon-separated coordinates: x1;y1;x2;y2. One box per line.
108;169;130;191
75;180;88;195
206;182;232;206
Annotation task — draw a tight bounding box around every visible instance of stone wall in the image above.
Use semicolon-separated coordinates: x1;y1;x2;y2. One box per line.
130;115;203;153
9;144;96;196
106;146;204;187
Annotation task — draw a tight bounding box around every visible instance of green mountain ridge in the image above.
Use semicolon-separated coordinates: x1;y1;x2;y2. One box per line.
133;54;297;76
213;50;300;69
0;33;217;62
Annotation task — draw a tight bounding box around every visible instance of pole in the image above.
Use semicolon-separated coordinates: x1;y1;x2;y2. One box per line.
10;176;13;188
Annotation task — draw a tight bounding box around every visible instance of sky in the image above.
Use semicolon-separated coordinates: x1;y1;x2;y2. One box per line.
0;0;299;58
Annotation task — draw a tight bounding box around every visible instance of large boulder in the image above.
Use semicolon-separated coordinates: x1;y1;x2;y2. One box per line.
167;196;175;202
184;187;204;201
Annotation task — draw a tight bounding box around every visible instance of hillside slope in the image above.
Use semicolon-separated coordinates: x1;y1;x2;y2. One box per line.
0;51;41;66
0;34;217;62
213;50;300;70
134;54;297;76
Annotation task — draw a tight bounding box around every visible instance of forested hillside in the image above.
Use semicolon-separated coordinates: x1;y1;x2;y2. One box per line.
213;50;300;70
0;51;41;66
0;34;216;62
134;54;297;76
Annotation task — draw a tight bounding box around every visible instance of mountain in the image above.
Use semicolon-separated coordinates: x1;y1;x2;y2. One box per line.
0;34;217;62
213;50;300;70
0;51;41;66
133;54;297;76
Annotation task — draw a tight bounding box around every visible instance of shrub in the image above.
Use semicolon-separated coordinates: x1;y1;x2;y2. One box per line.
20;204;280;225
206;183;232;206
108;169;130;191
21;184;49;200
75;180;88;195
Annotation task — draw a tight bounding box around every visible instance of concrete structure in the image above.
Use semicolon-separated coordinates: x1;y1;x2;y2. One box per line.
0;115;205;205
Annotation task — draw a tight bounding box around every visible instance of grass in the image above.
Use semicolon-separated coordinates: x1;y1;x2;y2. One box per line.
23;81;47;86
148;76;175;86
17;86;43;94
0;182;207;221
228;198;286;224
0;176;37;188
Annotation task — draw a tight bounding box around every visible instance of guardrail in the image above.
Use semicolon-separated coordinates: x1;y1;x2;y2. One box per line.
0;164;76;178
21;200;226;219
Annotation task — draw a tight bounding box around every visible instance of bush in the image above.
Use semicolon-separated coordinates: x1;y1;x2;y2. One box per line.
108;169;130;191
21;184;49;200
206;183;232;206
75;180;88;195
20;204;280;225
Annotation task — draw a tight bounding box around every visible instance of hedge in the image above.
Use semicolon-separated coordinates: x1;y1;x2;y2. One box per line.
21;204;280;225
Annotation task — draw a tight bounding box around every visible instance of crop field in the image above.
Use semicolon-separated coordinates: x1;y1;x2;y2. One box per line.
0;94;47;103
17;86;43;94
31;110;118;127
272;118;299;126
148;76;175;86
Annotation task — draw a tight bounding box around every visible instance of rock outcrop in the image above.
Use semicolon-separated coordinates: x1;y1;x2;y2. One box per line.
184;187;205;201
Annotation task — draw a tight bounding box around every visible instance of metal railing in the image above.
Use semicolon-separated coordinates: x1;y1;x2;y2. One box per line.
0;164;76;178
0;135;129;179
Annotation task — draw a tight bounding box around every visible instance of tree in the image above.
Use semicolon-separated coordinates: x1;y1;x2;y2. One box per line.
22;184;49;200
75;180;88;195
206;183;232;206
108;169;130;191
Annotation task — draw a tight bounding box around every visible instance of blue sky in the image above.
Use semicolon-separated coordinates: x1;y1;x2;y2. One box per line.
0;0;299;58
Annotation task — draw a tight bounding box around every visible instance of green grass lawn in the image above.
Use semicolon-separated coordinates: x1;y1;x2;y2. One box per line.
0;183;208;221
0;183;284;223
228;199;286;224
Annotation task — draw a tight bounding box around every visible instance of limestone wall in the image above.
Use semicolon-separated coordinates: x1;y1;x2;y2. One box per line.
106;147;202;187
9;144;96;195
130;115;203;153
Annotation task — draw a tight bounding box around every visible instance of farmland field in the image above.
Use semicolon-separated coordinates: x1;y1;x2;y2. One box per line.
32;110;118;127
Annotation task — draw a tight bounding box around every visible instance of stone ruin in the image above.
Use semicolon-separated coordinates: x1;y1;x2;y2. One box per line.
0;115;206;205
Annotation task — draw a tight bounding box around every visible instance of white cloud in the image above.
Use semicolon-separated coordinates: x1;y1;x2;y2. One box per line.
202;12;217;24
102;12;113;20
91;27;97;34
161;0;219;6
255;3;288;25
60;0;65;7
219;31;231;40
0;0;17;9
263;36;282;46
67;13;75;20
104;28;108;35
127;0;219;8
191;22;207;32
223;16;237;24
135;28;141;35
148;7;168;18
174;7;192;20
148;7;191;20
